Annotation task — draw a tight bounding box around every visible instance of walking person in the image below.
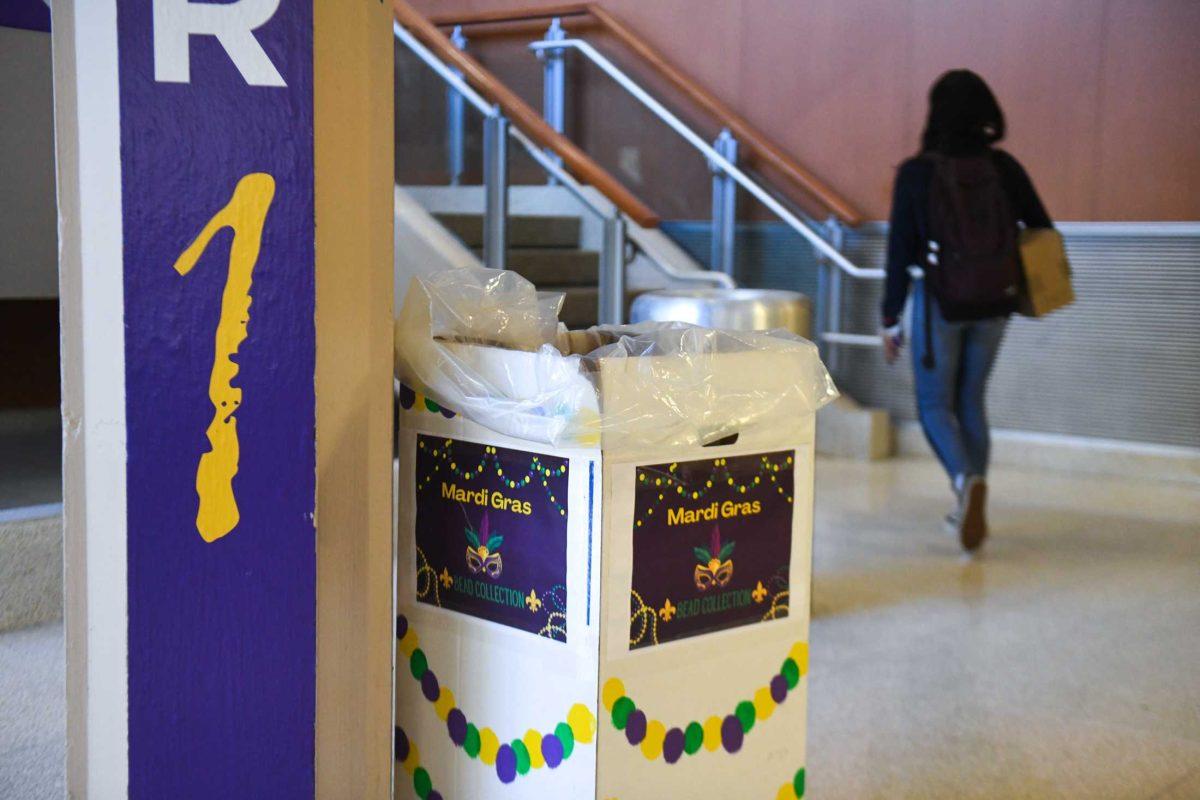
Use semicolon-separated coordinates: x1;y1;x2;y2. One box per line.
881;69;1053;552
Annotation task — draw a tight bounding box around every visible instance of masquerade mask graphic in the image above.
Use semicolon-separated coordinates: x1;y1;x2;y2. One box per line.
693;525;735;591
464;512;504;580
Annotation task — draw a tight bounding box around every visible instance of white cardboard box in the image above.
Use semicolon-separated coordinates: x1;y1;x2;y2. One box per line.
395;342;815;800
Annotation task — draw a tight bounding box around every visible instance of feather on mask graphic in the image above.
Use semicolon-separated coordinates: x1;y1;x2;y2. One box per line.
693;525;735;591
465;512;504;579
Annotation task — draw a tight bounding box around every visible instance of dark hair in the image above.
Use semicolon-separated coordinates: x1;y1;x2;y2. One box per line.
920;69;1005;154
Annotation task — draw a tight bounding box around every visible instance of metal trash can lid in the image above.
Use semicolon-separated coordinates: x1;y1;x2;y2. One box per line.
629;287;812;336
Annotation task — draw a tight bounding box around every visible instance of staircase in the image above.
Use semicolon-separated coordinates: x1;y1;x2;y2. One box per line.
433;211;605;328
392;4;894;459
396;184;712;329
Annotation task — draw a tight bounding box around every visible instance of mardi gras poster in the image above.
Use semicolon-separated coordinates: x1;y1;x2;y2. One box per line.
629;452;795;650
414;436;569;642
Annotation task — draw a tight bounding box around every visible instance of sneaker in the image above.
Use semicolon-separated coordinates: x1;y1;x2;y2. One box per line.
958;476;988;552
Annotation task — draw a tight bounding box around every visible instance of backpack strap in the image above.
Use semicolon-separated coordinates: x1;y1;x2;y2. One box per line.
921;280;935;369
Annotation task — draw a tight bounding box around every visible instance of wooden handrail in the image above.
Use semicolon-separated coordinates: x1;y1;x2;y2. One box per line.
427;3;864;226
393;0;660;229
429;4;590;28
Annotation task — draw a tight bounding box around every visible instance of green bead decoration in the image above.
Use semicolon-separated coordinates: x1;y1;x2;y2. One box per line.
555;721;575;760
424;398;439;413
781;657;800;689
463;723;481;759
611;696;636;730
793;767;806;797
735;700;757;734
410;649;428;680
512;739;531;775
683;721;704;755
413;767;432;799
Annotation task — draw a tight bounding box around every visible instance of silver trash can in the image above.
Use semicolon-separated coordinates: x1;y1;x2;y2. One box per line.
630;287;812;338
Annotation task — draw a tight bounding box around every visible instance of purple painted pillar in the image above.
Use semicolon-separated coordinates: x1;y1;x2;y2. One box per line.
54;1;394;796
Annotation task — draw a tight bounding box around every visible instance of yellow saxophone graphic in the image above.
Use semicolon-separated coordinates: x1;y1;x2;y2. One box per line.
172;172;276;542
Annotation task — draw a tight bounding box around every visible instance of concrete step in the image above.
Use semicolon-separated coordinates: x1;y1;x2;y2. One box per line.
435;212;581;249
552;286;642;330
0;511;62;633
556;286;601;329
815;395;893;460
472;248;599;287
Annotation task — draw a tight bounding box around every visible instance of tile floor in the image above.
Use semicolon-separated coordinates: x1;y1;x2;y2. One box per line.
807;457;1200;799
1;456;1197;798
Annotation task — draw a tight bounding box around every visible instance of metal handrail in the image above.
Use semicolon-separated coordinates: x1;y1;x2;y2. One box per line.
396;22;612;223
395;23;489;115
393;0;660;228
528;39;884;282
395;20;731;323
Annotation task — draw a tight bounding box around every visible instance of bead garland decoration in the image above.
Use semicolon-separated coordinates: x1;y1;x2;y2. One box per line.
394;724;447;800
415;438;568;517
397;614;597;784
774;767;806;799
595;765;806;800
633;455;795;529
399;383;457;419
601;640;808;761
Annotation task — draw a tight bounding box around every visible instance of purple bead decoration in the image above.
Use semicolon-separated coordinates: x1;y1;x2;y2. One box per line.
427;792;443;800
721;714;744;753
541;732;564;768
421;670;440;702
662;727;685;764
395;614;408;641
624;709;648;745
446;708;468;746
770;673;789;704
399;384;416;410
496;743;517;784
394;726;409;763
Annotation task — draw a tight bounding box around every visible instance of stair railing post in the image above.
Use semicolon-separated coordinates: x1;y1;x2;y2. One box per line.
820;217;845;372
599;215;626;325
446;25;468;186
710;128;738;276
538;18;568;184
815;260;831;359
482;108;509;269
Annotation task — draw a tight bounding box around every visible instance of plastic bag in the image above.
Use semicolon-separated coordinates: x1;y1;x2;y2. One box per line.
395;267;838;448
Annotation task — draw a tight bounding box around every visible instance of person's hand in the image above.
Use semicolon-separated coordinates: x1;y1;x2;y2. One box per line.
882;328;903;364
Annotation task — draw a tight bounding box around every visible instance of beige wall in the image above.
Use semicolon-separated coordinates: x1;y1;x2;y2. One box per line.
409;0;1200;221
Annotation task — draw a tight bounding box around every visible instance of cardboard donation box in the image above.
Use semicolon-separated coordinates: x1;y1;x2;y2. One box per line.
393;269;836;800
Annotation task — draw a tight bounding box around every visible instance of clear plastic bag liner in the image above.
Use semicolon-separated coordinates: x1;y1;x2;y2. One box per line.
419;266;564;349
395;268;838;448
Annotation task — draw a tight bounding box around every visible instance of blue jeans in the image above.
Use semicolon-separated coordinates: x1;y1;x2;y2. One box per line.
910;283;1008;486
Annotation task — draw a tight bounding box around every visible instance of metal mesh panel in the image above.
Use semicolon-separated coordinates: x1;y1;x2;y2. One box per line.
661;221;1200;449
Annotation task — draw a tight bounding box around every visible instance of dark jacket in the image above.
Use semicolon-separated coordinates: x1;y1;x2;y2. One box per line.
882;148;1052;326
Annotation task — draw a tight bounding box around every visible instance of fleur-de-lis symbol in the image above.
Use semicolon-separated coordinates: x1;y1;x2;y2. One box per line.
659;599;676;621
752;581;768;603
439;568;453;589
526;589;542;612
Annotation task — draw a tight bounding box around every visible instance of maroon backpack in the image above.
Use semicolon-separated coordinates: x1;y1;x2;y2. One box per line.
925;153;1022;322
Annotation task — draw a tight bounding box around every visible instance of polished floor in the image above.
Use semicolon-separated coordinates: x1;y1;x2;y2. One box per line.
808;458;1200;799
0;622;63;800
2;456;1197;798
